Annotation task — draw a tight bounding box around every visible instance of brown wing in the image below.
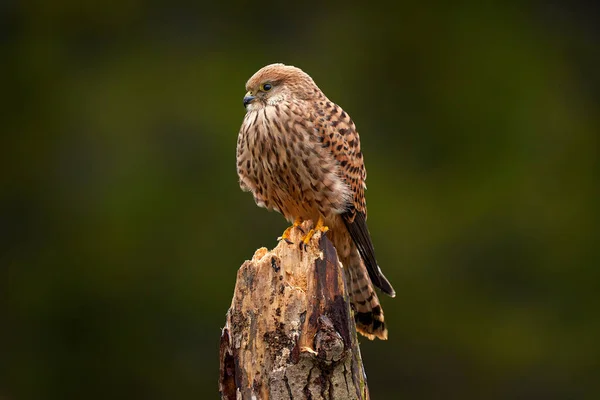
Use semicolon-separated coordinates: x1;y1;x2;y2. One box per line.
318;101;395;297
315;103;365;210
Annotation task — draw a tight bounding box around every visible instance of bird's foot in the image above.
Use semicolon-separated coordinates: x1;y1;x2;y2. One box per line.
299;217;329;250
278;217;303;244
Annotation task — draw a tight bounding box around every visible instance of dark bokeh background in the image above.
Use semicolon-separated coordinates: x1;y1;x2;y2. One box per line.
1;1;598;399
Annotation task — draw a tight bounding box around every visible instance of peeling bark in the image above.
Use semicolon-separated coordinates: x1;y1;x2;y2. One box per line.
219;222;370;400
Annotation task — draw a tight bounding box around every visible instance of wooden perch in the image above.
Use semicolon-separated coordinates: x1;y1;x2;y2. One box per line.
219;221;370;400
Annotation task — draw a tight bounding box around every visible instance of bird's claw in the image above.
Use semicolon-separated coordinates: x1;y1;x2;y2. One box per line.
298;238;309;251
278;217;303;245
277;227;294;244
298;217;329;251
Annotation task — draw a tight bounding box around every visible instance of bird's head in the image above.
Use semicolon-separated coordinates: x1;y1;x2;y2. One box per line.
243;63;319;111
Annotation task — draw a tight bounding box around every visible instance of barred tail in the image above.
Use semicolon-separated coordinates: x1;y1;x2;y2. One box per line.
344;249;388;340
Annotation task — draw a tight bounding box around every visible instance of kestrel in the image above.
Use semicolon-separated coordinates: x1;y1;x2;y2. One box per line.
236;63;395;340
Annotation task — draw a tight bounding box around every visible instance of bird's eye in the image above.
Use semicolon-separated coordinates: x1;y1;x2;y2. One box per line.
261;83;272;91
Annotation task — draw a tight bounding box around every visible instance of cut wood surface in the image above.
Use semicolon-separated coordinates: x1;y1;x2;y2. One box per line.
219;221;370;400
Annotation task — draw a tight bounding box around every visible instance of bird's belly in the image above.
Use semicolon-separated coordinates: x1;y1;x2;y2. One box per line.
255;160;323;223
240;149;349;222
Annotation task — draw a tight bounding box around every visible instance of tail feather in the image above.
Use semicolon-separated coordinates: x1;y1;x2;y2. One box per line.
342;211;395;297
344;249;388;340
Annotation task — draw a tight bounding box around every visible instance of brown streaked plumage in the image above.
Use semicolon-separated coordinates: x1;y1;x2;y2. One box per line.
236;63;395;340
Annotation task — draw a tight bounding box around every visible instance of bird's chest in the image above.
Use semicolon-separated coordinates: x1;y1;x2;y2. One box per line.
237;112;321;218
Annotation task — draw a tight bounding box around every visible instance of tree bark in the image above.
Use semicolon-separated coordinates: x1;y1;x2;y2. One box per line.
219;221;370;400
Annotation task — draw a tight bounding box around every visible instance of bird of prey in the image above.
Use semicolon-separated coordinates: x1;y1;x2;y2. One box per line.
236;63;395;340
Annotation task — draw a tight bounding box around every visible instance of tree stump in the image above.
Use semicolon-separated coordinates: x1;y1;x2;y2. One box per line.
219;221;370;400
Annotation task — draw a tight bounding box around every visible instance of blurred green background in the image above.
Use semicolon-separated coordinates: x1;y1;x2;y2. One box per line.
1;1;598;399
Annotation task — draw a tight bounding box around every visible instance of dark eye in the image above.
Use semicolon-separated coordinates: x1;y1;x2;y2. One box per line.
262;83;272;91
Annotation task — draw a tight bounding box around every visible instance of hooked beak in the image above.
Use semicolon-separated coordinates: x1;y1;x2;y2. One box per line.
243;93;256;108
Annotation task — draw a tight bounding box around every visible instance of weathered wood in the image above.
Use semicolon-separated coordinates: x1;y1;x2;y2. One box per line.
219;222;370;400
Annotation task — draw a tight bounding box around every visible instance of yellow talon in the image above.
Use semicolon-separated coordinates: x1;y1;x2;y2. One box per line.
301;216;329;248
278;217;303;244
